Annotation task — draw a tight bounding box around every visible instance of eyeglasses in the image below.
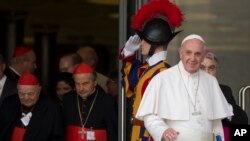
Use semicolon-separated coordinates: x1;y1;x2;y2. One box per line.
200;65;217;72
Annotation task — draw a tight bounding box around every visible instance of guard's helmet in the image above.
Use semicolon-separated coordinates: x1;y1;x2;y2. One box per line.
132;0;183;50
138;18;180;46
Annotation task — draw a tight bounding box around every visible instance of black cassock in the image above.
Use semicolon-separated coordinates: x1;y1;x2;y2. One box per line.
62;86;118;141
4;67;20;82
0;94;64;141
220;84;248;125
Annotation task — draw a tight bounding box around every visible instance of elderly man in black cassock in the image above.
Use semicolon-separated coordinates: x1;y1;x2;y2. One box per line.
0;73;64;141
62;63;118;141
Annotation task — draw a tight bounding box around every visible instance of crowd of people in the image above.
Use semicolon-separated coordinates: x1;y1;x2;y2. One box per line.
0;44;118;141
0;0;248;141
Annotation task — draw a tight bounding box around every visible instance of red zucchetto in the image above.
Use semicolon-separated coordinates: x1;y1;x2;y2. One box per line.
12;46;32;57
73;63;94;74
18;73;39;85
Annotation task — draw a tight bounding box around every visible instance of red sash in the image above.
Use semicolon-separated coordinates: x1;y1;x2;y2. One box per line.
11;127;26;141
66;125;107;141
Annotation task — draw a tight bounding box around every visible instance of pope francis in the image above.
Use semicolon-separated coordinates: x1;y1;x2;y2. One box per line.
136;34;233;141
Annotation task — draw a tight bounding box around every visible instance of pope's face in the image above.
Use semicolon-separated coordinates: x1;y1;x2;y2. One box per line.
18;85;41;108
74;73;97;99
179;39;205;74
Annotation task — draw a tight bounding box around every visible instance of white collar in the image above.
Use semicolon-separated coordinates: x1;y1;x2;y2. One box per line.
0;75;7;90
146;51;167;66
9;66;21;76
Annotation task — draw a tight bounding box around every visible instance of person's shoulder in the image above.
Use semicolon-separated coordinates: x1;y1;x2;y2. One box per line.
4;67;19;81
62;91;76;104
2;94;19;102
39;95;59;107
96;84;106;93
34;96;62;116
219;84;231;90
96;89;117;109
145;65;177;86
63;90;76;98
97;87;110;97
219;84;233;96
4;67;12;75
5;77;17;85
4;77;17;93
97;87;115;101
155;64;178;77
0;94;19;109
200;70;217;81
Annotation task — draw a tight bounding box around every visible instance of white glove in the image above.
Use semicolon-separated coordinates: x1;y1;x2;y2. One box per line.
123;35;141;57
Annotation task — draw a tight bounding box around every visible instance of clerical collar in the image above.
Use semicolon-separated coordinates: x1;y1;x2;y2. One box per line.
21;105;34;114
21;105;34;127
82;88;96;100
146;51;167;66
9;66;21;76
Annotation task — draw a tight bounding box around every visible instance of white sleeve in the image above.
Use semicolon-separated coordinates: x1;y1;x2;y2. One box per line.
213;119;224;141
143;114;168;141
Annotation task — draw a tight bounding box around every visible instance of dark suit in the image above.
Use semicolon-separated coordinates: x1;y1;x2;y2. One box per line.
220;84;237;105
4;67;20;82
0;94;64;141
220;84;248;125
0;77;17;106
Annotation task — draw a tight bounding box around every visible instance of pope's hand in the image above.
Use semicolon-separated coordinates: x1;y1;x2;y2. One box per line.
124;34;141;54
163;128;179;141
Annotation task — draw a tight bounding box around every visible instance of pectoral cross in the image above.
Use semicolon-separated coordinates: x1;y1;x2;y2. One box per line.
192;106;201;116
78;126;86;139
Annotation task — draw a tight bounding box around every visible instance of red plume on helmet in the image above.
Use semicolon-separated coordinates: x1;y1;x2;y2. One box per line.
132;0;184;31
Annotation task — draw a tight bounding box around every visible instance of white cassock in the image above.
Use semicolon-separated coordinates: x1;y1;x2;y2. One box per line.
136;61;233;141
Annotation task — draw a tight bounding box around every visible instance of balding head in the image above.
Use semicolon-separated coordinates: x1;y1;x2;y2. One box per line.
76;46;98;68
10;49;37;75
59;53;81;73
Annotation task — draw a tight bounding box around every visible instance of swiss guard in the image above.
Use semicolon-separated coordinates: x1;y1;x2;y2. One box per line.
119;0;184;140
